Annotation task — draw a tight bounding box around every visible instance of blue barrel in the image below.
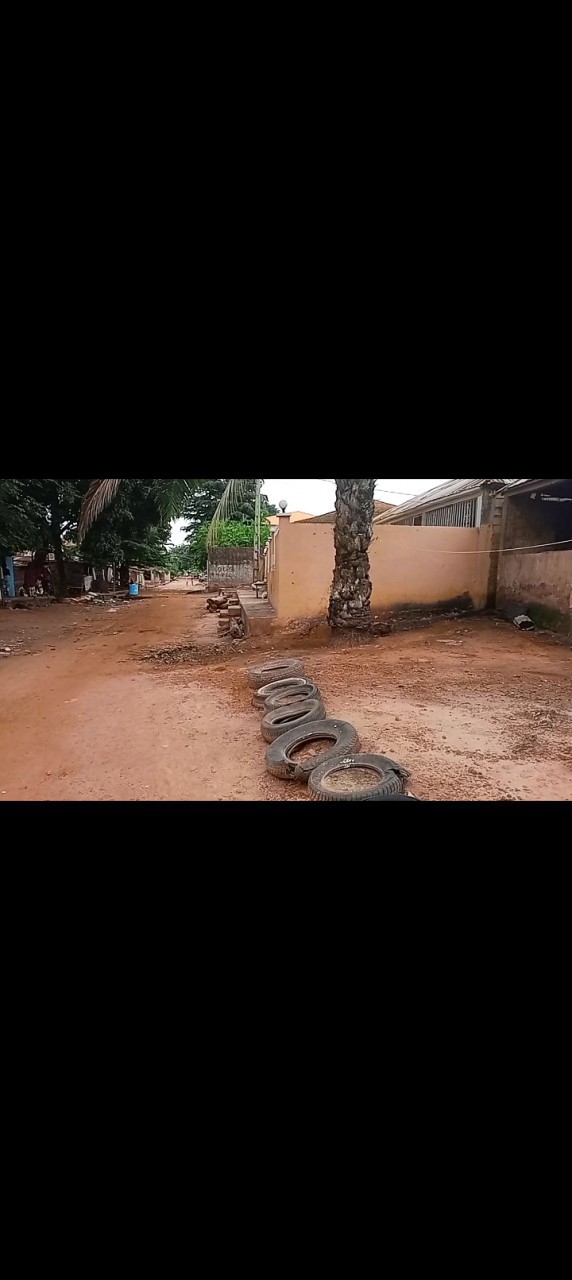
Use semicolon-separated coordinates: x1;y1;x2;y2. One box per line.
129;582;139;597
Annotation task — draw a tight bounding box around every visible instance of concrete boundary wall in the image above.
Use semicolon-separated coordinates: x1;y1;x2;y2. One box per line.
267;522;493;620
497;548;571;629
207;547;254;591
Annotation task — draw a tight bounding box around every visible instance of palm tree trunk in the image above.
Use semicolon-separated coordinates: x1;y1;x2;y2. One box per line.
328;479;376;629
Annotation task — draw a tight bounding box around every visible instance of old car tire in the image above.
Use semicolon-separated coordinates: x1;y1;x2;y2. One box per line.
263;683;321;712
266;720;360;781
247;659;304;690
376;793;420;801
261;700;325;743
308;753;408;802
252;677;315;709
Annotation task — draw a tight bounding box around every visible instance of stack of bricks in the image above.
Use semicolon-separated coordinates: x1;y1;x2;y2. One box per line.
218;595;244;638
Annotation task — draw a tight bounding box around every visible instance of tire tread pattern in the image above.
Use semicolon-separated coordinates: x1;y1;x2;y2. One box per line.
247;660;304;690
261;699;325;743
265;719;360;780
252;677;315;709
263;683;321;712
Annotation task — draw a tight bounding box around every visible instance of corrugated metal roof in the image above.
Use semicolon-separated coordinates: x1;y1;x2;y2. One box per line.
374;479;508;523
500;478;569;495
500;479;534;492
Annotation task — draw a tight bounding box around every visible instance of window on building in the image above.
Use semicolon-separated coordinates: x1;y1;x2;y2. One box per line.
425;498;478;527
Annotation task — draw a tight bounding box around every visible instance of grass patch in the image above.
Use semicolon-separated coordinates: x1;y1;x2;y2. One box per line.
525;603;570;634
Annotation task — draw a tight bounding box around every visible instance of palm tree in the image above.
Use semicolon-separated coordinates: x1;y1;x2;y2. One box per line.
208;477;377;628
79;477;378;629
327;478;376;629
78;479;197;542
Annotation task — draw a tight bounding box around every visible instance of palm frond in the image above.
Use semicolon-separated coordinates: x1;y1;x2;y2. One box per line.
207;478;258;546
79;478;198;541
78;479;123;541
154;479;197;521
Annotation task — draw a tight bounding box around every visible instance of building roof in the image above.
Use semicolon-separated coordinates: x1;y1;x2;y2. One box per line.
301;499;395;524
267;511;314;526
500;478;553;493
374;479;510;523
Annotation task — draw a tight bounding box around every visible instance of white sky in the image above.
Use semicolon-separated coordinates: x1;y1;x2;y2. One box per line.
170;479;448;544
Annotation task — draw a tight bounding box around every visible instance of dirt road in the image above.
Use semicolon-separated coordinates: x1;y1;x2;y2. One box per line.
0;589;295;801
0;590;570;800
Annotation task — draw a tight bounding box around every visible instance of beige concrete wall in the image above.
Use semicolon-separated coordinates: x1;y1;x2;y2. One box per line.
369;524;491;611
497;549;572;615
267;521;334;619
267;522;493;620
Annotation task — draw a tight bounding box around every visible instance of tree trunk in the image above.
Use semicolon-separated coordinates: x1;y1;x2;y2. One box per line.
120;563;129;590
50;506;68;599
328;479;376;629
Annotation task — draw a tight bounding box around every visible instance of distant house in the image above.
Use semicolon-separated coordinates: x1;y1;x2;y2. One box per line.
301;500;395;524
374;479;513;529
12;553;94;595
267;511;314;527
132;566;171;587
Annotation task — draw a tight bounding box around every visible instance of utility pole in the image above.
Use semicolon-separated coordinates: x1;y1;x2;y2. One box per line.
254;478;261;579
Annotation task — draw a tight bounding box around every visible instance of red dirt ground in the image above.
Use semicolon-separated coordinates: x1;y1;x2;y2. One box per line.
0;587;570;801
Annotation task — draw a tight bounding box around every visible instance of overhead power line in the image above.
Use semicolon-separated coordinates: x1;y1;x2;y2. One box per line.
397;538;572;555
319;479;416;498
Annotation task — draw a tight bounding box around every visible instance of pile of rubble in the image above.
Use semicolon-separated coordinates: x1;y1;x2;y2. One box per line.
205;593;229;614
206;592;245;640
72;592;131;606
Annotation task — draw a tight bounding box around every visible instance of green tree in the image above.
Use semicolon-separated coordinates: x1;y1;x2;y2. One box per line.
0;479;48;554
2;478;176;598
180;479;276;541
164;543;195;576
5;479;86;597
79;479;171;588
188;519;272;572
78;479;198;542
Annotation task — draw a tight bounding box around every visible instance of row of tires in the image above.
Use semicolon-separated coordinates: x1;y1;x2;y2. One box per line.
246;659;417;801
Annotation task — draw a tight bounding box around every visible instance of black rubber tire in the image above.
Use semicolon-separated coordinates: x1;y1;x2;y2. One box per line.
261;699;325;743
263;683;321;712
252;677;315;709
308;753;408;801
247;659;304;691
376;793;420;801
266;719;360;781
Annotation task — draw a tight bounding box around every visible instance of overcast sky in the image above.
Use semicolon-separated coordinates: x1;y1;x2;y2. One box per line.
170;478;448;544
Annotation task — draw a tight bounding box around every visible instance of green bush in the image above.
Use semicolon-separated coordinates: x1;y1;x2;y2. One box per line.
188;520;271;572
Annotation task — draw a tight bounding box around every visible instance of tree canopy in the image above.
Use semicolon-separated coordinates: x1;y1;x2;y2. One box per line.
1;478;172;594
180;479;276;569
79;479;170;570
164;543;195;576
1;479;49;554
187;519;273;572
181;479;275;529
